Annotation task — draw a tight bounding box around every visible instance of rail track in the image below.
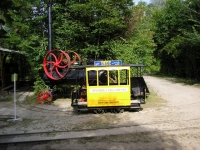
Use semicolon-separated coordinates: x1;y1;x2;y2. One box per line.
17;101;76;115
14;86;77;115
15;86;137;115
1;85;200;149
1;117;200;145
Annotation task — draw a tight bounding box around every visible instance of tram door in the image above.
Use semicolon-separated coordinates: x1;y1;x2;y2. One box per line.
86;66;131;107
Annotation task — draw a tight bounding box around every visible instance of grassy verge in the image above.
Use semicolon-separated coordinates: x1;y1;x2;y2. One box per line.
142;87;167;109
24;94;38;104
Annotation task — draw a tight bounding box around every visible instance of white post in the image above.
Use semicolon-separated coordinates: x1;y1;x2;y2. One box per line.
7;73;22;122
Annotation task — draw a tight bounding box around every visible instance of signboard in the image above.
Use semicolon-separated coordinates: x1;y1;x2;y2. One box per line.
11;74;18;82
94;60;122;66
90;88;128;93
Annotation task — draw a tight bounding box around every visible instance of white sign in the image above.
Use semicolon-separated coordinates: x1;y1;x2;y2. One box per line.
90;88;128;93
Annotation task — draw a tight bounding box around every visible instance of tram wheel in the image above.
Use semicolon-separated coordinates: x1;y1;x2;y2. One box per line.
119;108;124;113
94;109;104;114
113;108;124;113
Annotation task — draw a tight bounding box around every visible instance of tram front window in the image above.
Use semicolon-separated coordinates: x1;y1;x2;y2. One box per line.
120;69;129;85
99;70;108;85
109;69;118;85
87;70;97;86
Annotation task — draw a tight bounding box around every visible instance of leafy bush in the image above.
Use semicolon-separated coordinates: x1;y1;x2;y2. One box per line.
33;76;49;94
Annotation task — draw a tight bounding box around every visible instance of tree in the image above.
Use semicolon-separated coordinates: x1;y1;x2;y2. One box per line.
152;0;200;80
53;0;134;60
110;2;157;73
0;0;159;92
0;0;47;78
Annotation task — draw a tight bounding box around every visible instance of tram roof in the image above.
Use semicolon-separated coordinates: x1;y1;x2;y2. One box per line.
72;64;145;69
0;47;26;55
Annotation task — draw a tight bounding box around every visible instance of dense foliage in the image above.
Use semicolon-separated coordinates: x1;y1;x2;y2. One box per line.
0;0;199;92
152;0;200;80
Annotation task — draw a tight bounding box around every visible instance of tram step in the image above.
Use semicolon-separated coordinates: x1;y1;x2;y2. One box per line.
130;103;140;109
78;102;87;105
130;105;140;108
77;108;89;111
131;100;140;103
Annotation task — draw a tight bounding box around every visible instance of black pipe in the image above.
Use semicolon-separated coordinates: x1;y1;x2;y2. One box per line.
48;2;52;52
47;1;54;96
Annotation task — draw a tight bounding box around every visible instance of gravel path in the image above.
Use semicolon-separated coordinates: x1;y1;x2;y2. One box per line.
144;75;200;120
1;76;200;150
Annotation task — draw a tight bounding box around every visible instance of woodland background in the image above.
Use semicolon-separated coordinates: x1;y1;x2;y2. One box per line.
0;0;199;90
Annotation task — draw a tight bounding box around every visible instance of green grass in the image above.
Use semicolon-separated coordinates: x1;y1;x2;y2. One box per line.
24;94;38;104
142;87;167;109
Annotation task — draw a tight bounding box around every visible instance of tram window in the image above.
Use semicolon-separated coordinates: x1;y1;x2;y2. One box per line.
87;70;97;86
99;70;108;86
120;69;129;85
109;69;118;85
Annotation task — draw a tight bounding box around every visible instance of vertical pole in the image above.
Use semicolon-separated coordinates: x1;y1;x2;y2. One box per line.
0;51;3;99
14;73;16;119
47;1;54;98
7;73;22;122
48;1;52;52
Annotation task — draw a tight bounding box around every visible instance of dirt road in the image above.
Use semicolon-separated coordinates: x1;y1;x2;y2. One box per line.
1;75;200;150
146;76;200;121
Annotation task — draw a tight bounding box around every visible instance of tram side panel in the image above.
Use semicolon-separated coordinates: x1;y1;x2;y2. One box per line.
87;85;131;107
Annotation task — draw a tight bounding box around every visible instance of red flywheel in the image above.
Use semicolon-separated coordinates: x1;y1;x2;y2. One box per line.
38;90;53;104
65;50;82;65
43;50;71;80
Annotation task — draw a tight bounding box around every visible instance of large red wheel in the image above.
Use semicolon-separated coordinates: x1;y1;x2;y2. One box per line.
65;50;81;65
43;50;71;80
38;90;53;104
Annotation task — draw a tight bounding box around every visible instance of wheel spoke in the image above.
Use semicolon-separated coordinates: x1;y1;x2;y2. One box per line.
57;53;64;64
49;52;58;62
57;63;69;69
45;61;55;66
50;65;56;76
55;66;65;78
65;50;81;65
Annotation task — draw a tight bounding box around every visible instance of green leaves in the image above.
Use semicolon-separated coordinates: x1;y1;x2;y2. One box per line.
152;0;200;80
0;0;159;85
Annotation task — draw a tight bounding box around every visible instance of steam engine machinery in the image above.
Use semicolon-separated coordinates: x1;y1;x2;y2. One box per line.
39;50;149;113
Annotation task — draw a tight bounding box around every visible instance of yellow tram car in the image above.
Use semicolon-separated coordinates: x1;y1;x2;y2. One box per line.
71;61;149;113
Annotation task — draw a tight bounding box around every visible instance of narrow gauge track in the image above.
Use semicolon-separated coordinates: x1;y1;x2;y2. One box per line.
17;102;76;115
15;87;135;115
15;86;76;115
5;86;199;146
1;117;200;145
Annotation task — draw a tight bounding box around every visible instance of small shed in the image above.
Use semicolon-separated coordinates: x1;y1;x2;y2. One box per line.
0;47;27;92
